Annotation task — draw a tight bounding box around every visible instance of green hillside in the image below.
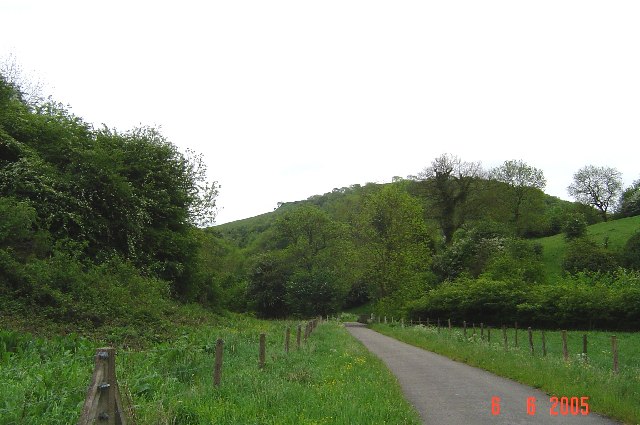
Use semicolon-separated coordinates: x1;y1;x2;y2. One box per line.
537;215;640;281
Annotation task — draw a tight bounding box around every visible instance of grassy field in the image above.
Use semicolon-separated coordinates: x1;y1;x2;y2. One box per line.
537;215;640;280
0;318;421;425
371;322;640;424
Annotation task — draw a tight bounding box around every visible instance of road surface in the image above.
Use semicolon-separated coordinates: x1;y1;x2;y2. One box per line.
345;323;620;425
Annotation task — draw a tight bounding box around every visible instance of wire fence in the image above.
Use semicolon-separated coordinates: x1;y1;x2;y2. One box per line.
371;315;640;375
0;318;323;424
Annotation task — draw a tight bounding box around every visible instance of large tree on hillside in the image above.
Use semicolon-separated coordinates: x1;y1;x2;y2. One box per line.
416;153;483;244
354;184;432;305
618;179;640;218
567;165;622;221
490;159;546;233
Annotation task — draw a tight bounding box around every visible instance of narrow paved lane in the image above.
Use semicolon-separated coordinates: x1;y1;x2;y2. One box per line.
345;323;620;425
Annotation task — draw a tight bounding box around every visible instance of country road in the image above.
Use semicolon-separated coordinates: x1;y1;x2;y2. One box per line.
345;322;621;425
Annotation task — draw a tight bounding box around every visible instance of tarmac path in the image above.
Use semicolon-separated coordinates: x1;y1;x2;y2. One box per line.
345;322;621;425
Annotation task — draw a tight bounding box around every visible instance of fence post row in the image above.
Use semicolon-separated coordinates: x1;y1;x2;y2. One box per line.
78;347;132;425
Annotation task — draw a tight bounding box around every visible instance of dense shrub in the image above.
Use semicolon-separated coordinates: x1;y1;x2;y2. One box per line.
563;213;587;240
622;232;640;270
563;237;618;274
408;269;640;330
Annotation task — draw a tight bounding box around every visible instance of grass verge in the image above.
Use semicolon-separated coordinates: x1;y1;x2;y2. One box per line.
371;323;640;425
1;318;421;424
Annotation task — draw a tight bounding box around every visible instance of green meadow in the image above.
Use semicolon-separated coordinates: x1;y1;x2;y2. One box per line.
0;318;420;425
537;215;640;281
372;322;640;425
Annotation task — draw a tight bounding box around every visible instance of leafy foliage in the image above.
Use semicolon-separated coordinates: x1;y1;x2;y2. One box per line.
0;71;221;329
622;232;640;271
562;237;618;275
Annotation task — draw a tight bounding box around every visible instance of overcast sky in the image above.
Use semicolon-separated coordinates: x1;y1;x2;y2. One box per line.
1;1;639;224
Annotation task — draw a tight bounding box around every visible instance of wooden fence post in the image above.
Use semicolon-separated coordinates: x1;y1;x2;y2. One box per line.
285;327;290;354
296;324;302;349
487;326;491;343
437;318;441;333
214;338;223;387
78;347;132;425
502;326;507;350
562;330;568;361
480;323;484;341
426;317;430;326
612;335;619;374
582;334;588;362
259;333;266;369
448;318;451;331
514;322;518;348
528;327;534;355
542;331;547;356
463;321;467;339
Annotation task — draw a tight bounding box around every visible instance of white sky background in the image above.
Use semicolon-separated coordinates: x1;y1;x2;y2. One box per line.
1;1;639;224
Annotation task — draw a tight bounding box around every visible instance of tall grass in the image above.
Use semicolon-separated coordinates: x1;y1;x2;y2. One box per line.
0;318;420;424
372;322;640;424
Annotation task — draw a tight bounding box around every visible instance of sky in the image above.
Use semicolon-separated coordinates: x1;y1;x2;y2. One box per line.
1;0;639;224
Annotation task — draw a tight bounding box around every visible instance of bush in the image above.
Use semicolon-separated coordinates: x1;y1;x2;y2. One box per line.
563;213;587;240
622;232;640;270
285;270;343;317
563;237;618;274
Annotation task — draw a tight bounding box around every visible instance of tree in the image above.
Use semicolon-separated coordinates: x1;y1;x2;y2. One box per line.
567;165;622;222
490;160;546;233
354;184;433;308
416;153;483;244
0;52;46;107
618;179;640;218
